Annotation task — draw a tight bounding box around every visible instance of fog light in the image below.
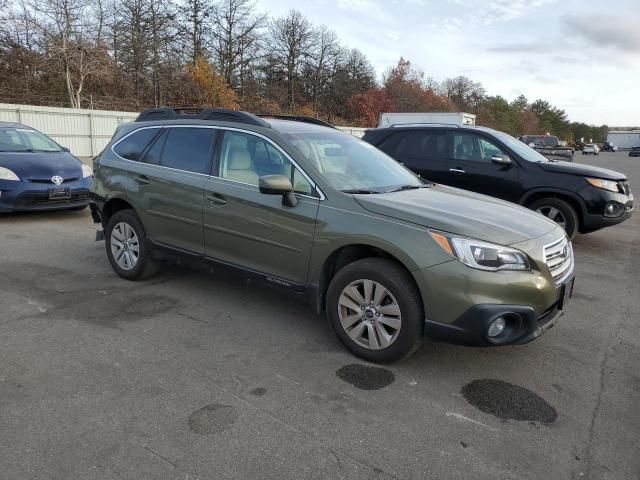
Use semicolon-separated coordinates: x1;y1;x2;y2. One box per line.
604;201;624;218
488;317;506;338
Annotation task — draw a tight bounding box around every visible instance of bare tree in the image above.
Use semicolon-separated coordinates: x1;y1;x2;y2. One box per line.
212;0;265;88
268;9;315;110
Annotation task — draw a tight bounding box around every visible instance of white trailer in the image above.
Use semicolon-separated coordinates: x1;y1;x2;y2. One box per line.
607;131;640;150
379;112;476;128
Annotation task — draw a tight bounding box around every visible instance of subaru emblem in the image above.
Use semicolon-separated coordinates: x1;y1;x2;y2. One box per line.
51;175;64;185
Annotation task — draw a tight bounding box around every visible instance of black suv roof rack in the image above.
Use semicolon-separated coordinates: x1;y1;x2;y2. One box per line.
257;114;336;129
135;107;270;127
388;122;461;128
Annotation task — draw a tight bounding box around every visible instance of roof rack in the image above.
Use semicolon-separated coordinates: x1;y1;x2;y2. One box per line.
257;114;336;129
135;107;270;127
388;122;461;128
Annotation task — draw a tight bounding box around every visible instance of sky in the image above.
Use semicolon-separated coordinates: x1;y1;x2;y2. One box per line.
257;0;640;126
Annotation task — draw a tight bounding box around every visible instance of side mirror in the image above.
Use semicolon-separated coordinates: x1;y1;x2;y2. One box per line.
491;154;512;166
259;174;297;207
528;143;536;148
62;146;71;152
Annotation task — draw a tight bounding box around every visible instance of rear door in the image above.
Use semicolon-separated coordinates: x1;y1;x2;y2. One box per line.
445;131;521;202
376;130;449;183
123;126;215;253
202;129;319;286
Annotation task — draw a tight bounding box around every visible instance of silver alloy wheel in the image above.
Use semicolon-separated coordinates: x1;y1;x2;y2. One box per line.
338;279;402;350
536;206;567;229
110;222;140;271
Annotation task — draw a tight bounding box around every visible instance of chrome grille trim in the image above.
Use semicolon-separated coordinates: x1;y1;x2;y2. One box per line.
543;236;574;285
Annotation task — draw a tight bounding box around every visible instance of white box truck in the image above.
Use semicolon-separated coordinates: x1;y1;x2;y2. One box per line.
378;112;476;127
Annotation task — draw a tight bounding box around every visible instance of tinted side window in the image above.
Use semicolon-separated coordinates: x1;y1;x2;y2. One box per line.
452;133;484;162
141;129;167;165
160;127;215;174
113;128;159;161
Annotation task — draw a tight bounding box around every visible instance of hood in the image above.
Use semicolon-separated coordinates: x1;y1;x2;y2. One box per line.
539;161;626;180
0;151;83;181
354;185;559;245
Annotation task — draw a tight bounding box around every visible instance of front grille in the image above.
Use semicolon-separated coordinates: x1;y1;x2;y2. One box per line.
620;181;631;196
543;236;574;285
14;190;90;208
28;177;79;184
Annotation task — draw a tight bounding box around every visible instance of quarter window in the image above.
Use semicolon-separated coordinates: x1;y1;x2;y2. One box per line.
219;131;313;195
113;128;159;161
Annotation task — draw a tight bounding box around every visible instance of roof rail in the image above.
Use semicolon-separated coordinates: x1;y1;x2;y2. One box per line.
388;122;461;128
135;107;270;127
257;114;336;129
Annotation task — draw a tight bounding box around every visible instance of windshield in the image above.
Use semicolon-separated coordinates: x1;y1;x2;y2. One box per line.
283;131;423;192
495;132;550;162
0;127;62;152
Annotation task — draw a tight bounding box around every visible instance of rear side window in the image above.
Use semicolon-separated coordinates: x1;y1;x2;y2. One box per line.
113;128;159;160
378;131;447;167
160;128;215;174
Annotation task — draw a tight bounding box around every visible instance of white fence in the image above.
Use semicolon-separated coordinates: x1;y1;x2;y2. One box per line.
0;103;137;157
0;102;367;157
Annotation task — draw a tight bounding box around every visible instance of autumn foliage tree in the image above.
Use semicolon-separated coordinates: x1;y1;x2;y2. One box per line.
346;88;395;127
185;56;238;108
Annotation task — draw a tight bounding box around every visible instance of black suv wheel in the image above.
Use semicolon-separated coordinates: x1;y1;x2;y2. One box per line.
529;198;579;239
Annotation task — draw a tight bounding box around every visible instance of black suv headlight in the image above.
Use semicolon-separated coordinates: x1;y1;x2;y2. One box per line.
586;177;618;193
429;231;530;271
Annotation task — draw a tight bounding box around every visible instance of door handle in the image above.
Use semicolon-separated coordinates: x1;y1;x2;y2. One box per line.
449;168;466;174
206;193;227;205
134;175;150;185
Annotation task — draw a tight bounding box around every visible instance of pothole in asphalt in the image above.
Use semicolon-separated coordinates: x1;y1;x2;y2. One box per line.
462;379;557;424
188;404;238;435
336;364;395;390
249;387;267;396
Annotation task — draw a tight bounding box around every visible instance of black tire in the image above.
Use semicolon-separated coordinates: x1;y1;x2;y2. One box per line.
529;197;579;239
326;258;424;363
105;209;159;280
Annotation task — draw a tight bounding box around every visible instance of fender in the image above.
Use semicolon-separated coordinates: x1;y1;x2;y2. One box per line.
519;188;587;215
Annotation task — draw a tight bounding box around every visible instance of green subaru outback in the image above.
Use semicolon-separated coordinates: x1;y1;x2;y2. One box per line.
89;108;575;362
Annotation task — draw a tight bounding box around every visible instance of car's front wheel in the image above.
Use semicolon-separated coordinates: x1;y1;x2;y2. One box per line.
105;209;159;280
529;197;579;239
326;258;424;363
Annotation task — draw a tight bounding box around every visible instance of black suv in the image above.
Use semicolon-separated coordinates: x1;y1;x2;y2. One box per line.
363;125;634;238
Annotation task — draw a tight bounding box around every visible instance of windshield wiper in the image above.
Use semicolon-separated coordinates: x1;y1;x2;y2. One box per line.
385;184;429;193
341;188;381;194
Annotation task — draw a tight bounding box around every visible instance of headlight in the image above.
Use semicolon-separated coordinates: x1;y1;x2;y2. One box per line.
0;166;20;181
586;177;618;192
81;164;93;178
429;231;530;271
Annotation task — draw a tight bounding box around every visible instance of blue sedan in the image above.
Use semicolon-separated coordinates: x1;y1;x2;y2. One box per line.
0;122;93;212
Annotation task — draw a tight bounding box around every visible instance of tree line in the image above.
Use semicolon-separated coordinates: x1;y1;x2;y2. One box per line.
0;0;607;141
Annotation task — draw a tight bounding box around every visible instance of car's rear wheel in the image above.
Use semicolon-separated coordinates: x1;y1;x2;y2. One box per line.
326;258;423;363
529;197;579;239
105;209;159;280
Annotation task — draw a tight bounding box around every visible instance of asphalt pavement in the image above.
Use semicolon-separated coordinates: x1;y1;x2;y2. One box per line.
1;151;638;480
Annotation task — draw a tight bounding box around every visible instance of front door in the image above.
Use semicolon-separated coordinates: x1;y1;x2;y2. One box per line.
203;129;319;285
445;131;521;202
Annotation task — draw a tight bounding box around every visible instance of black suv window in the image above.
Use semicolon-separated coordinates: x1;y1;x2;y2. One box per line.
114;128;160;160
160;127;216;174
452;133;505;163
379;131;446;165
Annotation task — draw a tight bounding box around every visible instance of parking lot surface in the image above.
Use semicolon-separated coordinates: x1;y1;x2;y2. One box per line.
1;152;638;480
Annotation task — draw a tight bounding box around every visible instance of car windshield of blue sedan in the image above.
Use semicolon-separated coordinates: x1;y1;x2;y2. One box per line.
283;131;424;193
0;127;62;153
